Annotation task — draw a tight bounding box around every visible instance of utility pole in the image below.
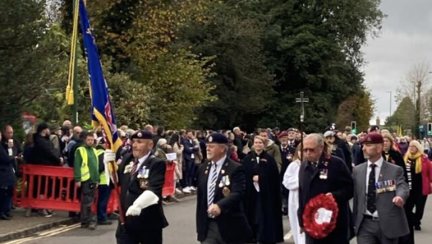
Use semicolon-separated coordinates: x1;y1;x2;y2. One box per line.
296;91;309;162
416;80;421;139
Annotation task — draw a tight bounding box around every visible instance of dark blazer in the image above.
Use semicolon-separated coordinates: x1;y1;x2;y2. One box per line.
352;160;409;239
298;155;354;244
196;158;252;242
0;145;16;187
118;153;168;239
30;134;61;165
182;138;196;162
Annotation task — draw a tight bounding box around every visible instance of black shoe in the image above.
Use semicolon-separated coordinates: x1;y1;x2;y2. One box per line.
0;214;11;220
81;223;89;228
415;225;421;231
97;220;112;225
88;223;97;230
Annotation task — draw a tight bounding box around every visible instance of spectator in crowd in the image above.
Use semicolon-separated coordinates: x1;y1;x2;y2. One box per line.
0;131;16;220
233;126;247;159
241;135;283;243
168;133;184;194
65;126;83;167
181;130;199;194
403;140;432;232
30;122;62;166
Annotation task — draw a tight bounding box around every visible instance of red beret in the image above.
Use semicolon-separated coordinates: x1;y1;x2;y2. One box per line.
278;131;288;138
361;133;383;144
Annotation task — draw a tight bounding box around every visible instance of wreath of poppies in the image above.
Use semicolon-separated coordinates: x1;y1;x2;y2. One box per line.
302;193;339;239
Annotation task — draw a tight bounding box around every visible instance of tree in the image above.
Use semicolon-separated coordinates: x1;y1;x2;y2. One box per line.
0;0;69;127
396;62;431;137
177;1;274;130
255;0;383;132
335;90;374;132
386;96;416;133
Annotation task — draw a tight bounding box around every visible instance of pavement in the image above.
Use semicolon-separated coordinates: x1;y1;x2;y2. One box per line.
0;192;192;243
0;208;75;243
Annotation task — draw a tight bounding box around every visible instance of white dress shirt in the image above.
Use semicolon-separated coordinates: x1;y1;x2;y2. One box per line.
365;157;383;217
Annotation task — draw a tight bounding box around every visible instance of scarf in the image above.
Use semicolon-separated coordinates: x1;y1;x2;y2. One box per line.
404;152;423;174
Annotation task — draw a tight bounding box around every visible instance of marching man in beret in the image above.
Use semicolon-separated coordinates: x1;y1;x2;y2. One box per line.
353;133;409;244
196;133;252;243
115;130;168;244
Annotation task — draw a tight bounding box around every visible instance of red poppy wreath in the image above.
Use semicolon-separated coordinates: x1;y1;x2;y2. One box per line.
302;193;339;239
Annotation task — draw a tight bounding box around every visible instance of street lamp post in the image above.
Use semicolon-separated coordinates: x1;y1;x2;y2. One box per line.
386;91;392;118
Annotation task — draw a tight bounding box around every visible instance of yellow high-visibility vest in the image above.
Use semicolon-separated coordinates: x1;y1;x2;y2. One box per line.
77;147;98;182
96;149;110;185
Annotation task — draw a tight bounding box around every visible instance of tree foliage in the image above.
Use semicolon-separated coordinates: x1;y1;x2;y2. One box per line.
386;96;416;132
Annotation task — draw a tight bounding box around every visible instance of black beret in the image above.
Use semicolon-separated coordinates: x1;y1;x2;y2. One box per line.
206;133;228;144
131;130;153;140
36;122;49;134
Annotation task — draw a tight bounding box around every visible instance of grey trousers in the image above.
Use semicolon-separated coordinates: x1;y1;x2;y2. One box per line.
357;218;398;244
80;181;97;224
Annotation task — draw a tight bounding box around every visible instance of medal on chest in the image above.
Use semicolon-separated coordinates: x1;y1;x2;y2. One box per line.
319;160;329;180
137;166;150;189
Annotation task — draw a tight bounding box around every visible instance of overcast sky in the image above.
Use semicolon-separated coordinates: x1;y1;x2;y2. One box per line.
362;0;432;125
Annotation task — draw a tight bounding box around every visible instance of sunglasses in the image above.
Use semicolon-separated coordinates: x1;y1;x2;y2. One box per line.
302;148;316;153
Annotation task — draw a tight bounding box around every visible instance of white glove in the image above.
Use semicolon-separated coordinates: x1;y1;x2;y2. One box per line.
125;190;159;216
103;149;116;164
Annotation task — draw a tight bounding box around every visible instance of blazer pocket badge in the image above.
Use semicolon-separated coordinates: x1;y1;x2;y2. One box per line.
222;187;231;197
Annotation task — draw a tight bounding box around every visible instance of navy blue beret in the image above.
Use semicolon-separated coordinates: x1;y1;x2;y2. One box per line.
131;130;153;140
206;133;228;144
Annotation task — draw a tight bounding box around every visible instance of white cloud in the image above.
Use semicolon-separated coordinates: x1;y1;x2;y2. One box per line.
362;0;432;125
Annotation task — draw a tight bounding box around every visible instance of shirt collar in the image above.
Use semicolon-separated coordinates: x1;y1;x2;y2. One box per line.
368;156;383;168
138;151;152;164
213;155;227;167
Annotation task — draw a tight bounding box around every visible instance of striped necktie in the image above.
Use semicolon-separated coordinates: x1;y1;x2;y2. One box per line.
131;159;139;176
208;163;218;207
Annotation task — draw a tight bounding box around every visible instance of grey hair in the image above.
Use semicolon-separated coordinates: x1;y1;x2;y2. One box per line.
305;133;324;147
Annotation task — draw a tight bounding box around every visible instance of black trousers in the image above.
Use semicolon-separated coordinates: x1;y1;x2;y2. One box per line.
116;223;162;244
405;191;428;226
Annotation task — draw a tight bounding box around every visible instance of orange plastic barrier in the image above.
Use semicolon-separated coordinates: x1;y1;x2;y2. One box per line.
16;165;81;212
14;163;176;213
162;161;176;198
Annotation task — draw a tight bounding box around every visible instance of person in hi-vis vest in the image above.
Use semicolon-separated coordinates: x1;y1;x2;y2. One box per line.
74;131;100;230
97;142;116;225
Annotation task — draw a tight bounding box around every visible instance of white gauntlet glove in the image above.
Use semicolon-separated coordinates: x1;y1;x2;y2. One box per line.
125;190;159;216
103;149;116;164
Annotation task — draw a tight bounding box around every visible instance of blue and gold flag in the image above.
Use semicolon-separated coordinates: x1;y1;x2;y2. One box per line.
79;0;122;152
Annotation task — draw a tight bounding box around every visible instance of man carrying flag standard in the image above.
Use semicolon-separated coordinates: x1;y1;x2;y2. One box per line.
75;1;168;243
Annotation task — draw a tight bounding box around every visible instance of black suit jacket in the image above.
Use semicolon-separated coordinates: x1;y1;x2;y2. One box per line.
298;155;354;243
196;158;252;242
118;153;168;238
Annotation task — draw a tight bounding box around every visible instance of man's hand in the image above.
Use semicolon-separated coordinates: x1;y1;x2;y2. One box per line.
75;182;81;188
326;192;333;197
393;196;404;207
207;204;221;218
253;175;259;183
